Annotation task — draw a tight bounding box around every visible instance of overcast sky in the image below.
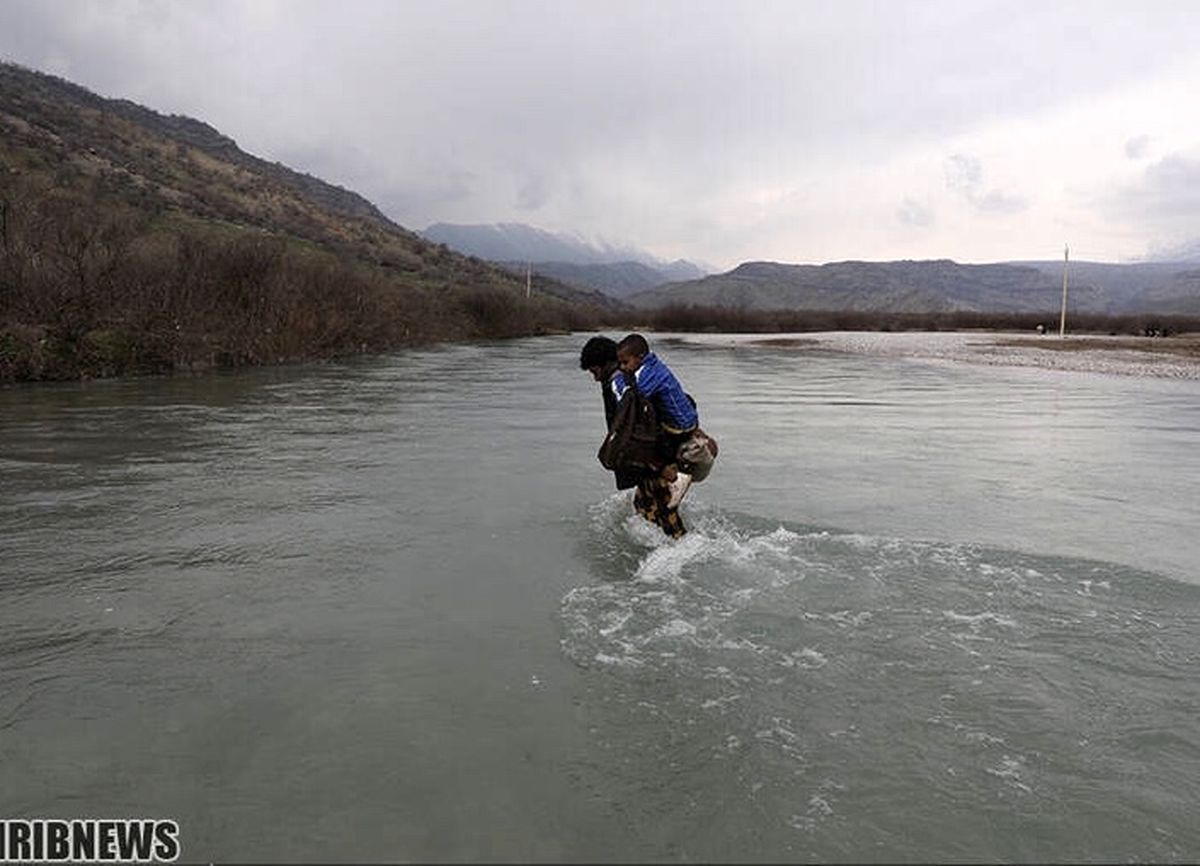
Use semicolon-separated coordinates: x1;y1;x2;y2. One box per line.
3;0;1199;269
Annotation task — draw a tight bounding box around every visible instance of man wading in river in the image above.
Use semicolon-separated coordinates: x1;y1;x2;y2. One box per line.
579;335;717;539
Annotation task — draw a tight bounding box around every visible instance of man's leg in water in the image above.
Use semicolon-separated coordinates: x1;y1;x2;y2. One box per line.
633;474;686;538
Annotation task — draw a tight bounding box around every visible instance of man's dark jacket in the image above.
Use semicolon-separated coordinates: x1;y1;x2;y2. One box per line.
599;366;645;490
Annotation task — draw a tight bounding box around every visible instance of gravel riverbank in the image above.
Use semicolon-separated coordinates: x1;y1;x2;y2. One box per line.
747;331;1200;379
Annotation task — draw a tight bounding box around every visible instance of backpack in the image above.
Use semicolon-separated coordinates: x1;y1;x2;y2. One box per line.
598;378;662;473
677;429;718;482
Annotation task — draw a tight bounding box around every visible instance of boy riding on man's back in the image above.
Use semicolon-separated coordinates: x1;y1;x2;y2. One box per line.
581;333;717;539
612;333;698;509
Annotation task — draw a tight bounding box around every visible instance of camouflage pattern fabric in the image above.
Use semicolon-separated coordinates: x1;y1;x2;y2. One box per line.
633;474;686;539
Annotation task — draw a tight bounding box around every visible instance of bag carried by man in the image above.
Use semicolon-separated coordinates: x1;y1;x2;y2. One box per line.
599;377;720;484
598;379;662;473
677;429;718;482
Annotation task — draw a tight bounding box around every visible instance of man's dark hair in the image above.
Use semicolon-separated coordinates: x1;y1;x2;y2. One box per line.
579;336;619;369
617;333;650;358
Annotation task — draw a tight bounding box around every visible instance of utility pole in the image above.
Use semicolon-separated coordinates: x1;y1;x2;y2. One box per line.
525;262;531;300
1058;243;1069;338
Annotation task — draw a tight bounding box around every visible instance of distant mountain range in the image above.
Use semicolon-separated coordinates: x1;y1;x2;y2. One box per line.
421;222;707;297
627;258;1200;315
423;220;1200;314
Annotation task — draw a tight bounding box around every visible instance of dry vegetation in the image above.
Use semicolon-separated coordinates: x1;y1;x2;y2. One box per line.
0;172;607;382
639;303;1200;341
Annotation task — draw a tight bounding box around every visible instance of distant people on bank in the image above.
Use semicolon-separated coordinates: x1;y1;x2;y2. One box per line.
579;334;718;539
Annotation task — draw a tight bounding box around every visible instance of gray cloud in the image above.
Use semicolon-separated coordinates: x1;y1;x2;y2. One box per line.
2;0;1198;265
515;171;553;212
944;153;984;194
1093;151;1200;261
1144;236;1200;262
897;197;934;227
1110;153;1200;221
944;153;1029;216
1125;134;1152;159
974;189;1029;215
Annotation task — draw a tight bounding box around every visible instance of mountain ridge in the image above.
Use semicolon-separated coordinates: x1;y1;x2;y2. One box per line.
629;257;1200;315
1;62;396;230
0;61;614;381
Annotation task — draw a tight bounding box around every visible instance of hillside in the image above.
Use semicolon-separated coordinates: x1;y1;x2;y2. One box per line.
629;260;1086;313
1011;260;1200;313
630;258;1199;315
1127;270;1200;314
0;62;614;381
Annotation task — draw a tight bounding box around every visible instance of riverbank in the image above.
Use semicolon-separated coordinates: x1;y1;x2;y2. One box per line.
745;331;1200;379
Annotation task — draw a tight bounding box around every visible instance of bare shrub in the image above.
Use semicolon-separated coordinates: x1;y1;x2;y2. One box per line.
1;173;610;381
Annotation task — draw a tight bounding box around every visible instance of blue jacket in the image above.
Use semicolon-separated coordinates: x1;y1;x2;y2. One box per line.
611;352;699;433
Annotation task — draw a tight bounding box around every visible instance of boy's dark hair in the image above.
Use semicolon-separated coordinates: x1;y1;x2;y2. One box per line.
617;333;650;358
579;336;618;369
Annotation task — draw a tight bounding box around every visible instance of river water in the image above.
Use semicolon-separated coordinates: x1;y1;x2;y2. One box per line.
2;333;1199;862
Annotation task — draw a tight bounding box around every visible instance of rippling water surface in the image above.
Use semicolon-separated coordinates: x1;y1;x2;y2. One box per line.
2;333;1199;862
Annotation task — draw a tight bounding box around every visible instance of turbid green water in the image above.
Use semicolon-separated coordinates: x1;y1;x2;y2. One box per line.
2;333;1199;862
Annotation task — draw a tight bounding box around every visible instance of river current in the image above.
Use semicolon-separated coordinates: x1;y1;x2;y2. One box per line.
2;333;1199;862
